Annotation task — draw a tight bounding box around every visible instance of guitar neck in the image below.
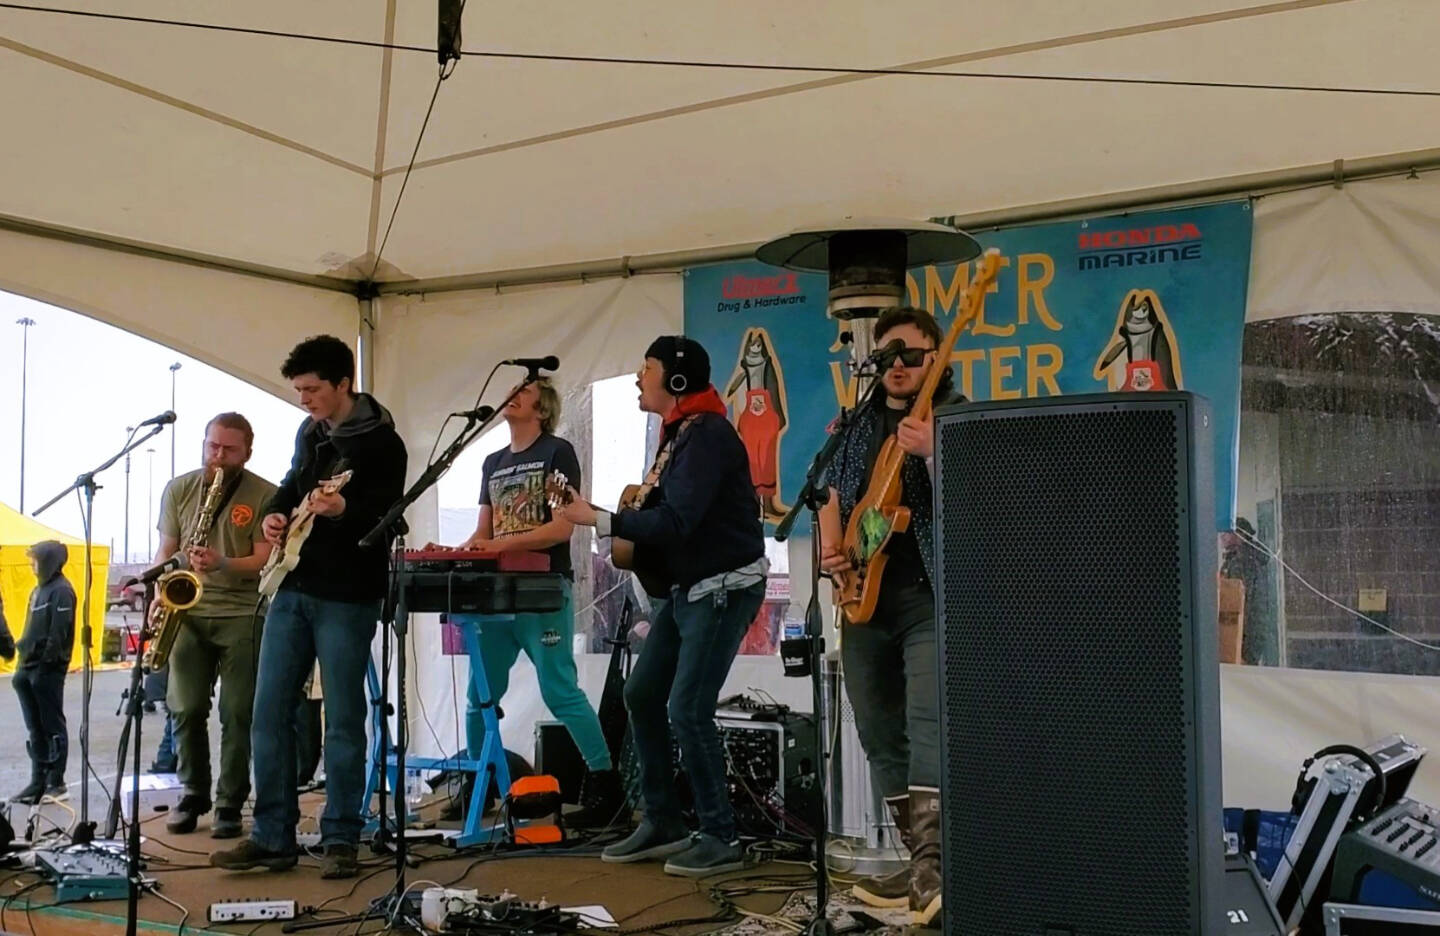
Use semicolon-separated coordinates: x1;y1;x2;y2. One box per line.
911;250;1002;421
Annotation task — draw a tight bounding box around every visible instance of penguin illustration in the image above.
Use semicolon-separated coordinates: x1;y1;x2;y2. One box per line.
725;327;790;521
1093;288;1183;391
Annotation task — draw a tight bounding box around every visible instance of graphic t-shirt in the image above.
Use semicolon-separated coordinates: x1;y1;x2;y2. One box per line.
158;467;278;617
480;434;582;578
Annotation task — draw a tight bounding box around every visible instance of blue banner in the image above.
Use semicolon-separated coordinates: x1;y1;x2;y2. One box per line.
684;200;1251;531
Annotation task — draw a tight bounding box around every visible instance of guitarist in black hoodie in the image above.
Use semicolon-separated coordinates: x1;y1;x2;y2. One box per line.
559;336;766;877
211;335;407;880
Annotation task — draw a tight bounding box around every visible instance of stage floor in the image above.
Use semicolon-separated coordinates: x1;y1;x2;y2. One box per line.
0;795;864;936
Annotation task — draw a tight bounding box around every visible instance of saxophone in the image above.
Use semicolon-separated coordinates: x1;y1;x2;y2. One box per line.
143;468;226;671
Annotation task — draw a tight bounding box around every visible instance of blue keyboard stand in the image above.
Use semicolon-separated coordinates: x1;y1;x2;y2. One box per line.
364;615;511;848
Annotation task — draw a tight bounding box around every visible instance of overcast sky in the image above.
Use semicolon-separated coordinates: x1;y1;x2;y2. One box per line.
1;290;644;563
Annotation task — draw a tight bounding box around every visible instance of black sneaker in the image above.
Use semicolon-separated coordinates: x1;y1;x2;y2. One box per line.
566;769;628;829
600;819;690;863
662;833;744;877
42;783;69;802
166;794;212;834
320;843;359;879
211;807;244;839
210;839;299;871
11;779;45;805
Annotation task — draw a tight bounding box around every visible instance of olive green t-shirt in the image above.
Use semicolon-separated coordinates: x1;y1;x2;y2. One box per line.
158;468;278;618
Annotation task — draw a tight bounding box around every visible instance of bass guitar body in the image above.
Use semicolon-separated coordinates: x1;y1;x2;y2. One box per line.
834;436;912;624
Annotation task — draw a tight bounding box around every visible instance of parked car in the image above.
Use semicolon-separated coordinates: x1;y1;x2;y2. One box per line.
106;563;147;612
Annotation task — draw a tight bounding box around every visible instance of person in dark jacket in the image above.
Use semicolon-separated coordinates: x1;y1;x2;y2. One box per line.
11;540;76;804
211;335;407;879
560;335;766;877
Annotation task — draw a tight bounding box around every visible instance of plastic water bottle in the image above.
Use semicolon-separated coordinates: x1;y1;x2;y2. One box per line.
406;768;424;806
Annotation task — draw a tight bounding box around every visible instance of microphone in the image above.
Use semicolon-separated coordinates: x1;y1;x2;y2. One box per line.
867;339;907;366
138;410;177;427
501;355;559;373
450;405;496;421
139;553;186;583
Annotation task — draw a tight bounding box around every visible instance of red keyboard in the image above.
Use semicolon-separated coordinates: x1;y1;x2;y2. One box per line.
402;548;551;573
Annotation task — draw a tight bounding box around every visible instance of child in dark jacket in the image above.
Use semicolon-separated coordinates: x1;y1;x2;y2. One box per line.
12;540;76;804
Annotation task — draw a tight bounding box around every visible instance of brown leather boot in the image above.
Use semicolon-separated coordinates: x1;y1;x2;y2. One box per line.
851;795;911;908
909;787;942;929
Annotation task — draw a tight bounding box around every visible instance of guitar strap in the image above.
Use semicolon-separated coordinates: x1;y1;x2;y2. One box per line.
624;415;701;509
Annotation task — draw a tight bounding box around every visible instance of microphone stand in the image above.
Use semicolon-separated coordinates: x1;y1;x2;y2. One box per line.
773;382;879;936
33;421;167;844
323;375;537;926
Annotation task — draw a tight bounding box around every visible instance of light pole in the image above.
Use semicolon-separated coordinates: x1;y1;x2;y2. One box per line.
124;426;134;562
169;361;182;479
16;317;35;511
146;448;155;560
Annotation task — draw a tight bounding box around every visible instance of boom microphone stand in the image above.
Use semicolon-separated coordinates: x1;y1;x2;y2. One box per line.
774;380;881;936
34;420;167;844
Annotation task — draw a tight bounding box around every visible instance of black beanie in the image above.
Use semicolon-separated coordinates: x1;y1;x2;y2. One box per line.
645;335;710;395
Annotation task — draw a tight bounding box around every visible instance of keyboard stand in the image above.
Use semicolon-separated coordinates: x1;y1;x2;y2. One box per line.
364;615;512;849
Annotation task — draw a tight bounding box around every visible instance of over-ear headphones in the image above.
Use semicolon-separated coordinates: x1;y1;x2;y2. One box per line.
666;335;689;395
1289;744;1388;822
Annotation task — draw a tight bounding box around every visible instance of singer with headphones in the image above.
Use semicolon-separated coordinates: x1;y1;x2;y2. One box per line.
558;335;767;877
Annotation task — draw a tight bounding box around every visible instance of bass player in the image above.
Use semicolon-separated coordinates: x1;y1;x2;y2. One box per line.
211;335;407;880
818;306;953;929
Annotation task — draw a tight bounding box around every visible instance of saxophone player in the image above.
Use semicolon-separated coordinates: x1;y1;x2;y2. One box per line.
153;413;277;838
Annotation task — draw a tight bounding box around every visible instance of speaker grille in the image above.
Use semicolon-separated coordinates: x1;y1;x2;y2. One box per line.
937;401;1206;936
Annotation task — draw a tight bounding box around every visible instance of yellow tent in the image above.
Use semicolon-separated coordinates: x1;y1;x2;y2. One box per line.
0;501;107;674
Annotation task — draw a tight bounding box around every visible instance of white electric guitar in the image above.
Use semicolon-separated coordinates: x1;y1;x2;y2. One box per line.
257;468;354;598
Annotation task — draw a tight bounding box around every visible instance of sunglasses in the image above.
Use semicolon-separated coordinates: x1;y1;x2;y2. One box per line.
888;347;934;368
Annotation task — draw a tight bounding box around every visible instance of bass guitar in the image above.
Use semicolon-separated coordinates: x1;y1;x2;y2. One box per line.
257;467;354;598
834;248;1002;624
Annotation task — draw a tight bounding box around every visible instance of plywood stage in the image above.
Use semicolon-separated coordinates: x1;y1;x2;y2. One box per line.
0;795;854;936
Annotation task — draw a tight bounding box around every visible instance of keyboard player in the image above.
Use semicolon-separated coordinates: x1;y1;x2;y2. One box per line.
435;377;623;828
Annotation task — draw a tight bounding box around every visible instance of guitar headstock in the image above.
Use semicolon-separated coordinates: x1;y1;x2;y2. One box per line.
960;247;1003;313
321;469;354;495
545;470;573;509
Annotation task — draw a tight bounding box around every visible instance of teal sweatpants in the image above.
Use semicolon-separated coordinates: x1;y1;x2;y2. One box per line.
456;582;611;771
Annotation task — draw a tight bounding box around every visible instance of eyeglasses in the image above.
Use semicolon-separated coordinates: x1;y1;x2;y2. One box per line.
889;347;935;368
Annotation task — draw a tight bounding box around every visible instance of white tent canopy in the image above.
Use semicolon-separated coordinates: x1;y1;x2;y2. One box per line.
2;0;1439;297
4;0;1440;807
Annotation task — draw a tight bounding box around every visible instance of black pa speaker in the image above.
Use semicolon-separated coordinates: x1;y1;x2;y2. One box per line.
933;391;1223;936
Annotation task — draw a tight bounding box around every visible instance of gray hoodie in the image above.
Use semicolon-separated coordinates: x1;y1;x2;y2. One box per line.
18;540;76;669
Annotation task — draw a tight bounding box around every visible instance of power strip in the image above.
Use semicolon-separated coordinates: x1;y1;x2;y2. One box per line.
207;899;299;923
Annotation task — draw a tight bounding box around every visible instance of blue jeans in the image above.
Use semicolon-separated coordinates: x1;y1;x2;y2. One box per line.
456;582;611;771
250;589;378;850
153;712;177;770
623;582;764;841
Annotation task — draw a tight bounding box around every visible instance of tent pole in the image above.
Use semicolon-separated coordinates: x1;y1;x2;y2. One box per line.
358;297;377;393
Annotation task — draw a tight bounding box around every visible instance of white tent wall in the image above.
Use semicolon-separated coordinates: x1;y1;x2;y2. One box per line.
0;226;359;397
1248;171;1440;321
370;274;682;762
